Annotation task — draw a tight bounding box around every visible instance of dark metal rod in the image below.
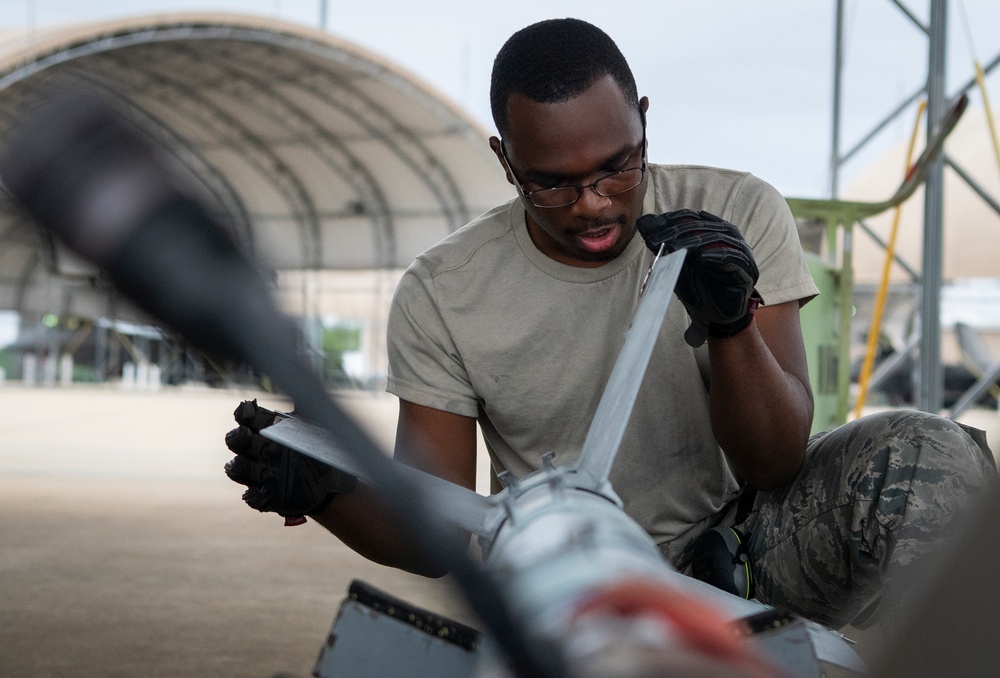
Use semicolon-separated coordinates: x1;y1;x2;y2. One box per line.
944;154;1000;217
918;0;948;413
950;362;1000;418
840;87;926;166
857;218;922;281
830;0;845;197
953;49;1000;96
889;0;930;35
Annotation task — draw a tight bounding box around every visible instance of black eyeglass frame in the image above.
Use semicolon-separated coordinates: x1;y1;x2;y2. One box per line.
500;123;647;209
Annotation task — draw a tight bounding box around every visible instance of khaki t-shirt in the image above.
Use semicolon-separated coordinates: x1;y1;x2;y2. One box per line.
386;164;819;554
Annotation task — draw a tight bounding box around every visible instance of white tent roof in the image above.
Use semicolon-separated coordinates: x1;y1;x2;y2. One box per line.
0;13;512;321
845;104;1000;284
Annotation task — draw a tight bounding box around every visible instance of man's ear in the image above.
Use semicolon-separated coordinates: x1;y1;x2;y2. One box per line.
489;136;515;186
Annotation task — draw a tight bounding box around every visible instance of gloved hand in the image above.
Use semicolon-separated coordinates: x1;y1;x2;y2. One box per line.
224;399;357;524
636;209;763;347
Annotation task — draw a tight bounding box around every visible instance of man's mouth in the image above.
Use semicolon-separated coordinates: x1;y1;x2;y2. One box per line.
573;223;621;253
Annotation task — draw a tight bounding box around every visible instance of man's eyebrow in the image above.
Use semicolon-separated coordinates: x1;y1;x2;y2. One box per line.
521;167;570;184
522;141;638;184
602;142;639;167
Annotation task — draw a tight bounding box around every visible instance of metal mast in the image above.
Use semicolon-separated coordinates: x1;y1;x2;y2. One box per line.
828;0;1000;414
919;0;949;412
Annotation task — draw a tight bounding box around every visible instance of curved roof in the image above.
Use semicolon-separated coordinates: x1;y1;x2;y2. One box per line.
845;104;1000;284
0;13;512;321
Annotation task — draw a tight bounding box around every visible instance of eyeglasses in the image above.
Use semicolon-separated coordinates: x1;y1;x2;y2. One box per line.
501;128;647;209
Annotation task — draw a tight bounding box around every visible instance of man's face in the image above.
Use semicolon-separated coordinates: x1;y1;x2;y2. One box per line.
491;75;649;268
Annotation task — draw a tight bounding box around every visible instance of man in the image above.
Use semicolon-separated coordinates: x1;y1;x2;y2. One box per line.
225;18;995;630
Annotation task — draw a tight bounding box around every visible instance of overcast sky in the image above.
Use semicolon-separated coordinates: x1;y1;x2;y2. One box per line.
1;1;999;343
2;0;1000;200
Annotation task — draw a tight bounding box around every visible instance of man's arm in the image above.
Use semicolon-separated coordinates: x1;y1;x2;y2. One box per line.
706;301;813;490
636;209;813;491
310;400;479;576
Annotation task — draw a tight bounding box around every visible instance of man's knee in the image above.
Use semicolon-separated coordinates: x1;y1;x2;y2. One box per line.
832;409;997;592
816;410;995;506
748;409;997;627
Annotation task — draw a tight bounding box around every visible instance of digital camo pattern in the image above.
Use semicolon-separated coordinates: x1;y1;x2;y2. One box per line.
739;410;997;629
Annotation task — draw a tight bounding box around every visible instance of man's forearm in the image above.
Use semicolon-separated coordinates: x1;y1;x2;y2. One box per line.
311;482;454;577
707;320;812;490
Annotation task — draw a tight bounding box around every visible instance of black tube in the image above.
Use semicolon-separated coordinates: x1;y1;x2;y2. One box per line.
0;84;565;678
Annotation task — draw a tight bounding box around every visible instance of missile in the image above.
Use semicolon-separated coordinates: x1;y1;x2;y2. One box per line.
0;83;865;677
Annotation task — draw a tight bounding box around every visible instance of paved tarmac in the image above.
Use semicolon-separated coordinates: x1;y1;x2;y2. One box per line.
0;385;476;678
2;384;999;677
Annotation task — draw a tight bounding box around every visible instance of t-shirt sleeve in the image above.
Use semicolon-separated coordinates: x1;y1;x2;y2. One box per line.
732;174;820;307
385;260;481;417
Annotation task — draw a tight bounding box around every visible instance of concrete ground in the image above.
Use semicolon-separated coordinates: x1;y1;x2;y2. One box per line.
0;385;477;678
2;384;999;677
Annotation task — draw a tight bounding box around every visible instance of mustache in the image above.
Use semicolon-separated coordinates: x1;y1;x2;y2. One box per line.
567;216;625;236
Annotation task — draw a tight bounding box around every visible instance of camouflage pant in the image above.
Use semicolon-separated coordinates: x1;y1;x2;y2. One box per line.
733;410;996;630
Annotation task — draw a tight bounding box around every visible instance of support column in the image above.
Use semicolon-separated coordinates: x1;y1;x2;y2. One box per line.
917;0;948;413
829;0;845;198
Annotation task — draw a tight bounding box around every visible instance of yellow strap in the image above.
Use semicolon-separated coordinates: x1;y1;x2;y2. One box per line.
974;62;1000;184
854;100;926;418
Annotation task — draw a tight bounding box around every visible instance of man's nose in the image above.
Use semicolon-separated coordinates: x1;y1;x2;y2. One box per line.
571;183;612;215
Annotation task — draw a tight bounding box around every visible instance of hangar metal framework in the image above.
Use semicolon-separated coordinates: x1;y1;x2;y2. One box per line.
826;0;1000;413
0;13;511;383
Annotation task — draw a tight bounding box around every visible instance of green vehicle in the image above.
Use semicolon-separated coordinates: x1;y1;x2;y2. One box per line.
787;94;967;433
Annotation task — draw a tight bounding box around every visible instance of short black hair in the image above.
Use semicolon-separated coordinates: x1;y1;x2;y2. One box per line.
490;18;639;136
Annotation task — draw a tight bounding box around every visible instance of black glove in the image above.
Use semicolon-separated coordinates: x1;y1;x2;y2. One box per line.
636;209;764;347
224;399;357;523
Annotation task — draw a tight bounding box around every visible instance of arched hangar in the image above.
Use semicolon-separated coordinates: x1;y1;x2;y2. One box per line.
0;12;512;325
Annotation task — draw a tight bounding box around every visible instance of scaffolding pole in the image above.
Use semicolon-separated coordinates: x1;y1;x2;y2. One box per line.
918;0;949;413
